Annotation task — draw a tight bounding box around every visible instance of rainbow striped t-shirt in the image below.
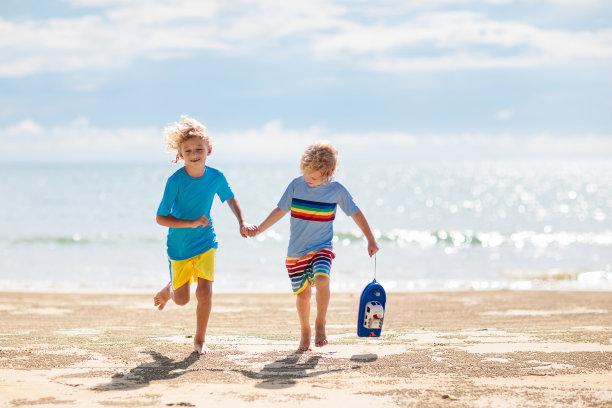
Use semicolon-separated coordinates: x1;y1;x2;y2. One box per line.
277;176;359;258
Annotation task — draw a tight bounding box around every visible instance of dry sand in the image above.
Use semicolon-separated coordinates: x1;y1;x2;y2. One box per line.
0;290;610;407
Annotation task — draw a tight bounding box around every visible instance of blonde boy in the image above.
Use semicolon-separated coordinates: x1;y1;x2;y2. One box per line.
254;142;379;351
153;115;255;355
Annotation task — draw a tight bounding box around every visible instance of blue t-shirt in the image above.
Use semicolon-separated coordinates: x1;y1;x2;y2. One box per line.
157;166;234;260
278;176;359;258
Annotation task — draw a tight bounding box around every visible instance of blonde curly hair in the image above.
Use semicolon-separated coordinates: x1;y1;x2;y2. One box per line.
300;141;338;179
164;115;213;162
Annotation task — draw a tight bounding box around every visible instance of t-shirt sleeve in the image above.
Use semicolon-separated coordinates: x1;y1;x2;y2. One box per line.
157;177;179;216
216;171;234;203
337;183;360;216
277;180;295;212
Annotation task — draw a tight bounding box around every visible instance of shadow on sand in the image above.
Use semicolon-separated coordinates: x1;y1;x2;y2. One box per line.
238;351;379;389
92;350;379;392
91;350;200;391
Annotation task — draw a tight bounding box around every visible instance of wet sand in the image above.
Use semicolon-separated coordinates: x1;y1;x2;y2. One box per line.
0;290;610;407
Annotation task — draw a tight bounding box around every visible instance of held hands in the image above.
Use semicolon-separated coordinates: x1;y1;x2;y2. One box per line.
240;224;259;238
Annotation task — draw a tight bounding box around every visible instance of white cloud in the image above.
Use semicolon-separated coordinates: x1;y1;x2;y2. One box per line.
4;118;608;163
6;119;43;134
214;120;325;162
1;1;611;77
547;0;607;7
328;131;612;161
0;118;161;162
312;11;612;71
0;0;345;76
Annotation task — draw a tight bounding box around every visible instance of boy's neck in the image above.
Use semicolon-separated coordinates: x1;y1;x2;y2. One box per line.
184;165;206;178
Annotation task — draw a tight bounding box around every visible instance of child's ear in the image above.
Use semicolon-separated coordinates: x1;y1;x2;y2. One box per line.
207;145;212;155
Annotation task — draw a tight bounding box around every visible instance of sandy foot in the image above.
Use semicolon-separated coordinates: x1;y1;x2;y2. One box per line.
194;341;212;355
298;328;312;351
315;324;328;347
153;283;172;311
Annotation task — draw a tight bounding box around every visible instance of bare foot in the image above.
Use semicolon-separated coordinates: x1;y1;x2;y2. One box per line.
315;323;328;347
194;340;212;355
153;283;172;311
298;328;312;351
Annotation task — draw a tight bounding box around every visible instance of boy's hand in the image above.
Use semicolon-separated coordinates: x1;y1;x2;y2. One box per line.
240;224;259;238
190;215;210;228
248;225;259;237
367;240;379;257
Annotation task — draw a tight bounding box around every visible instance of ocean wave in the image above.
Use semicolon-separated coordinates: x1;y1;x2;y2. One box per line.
4;234;161;246
3;229;612;250
333;229;612;248
10;234;90;245
2;269;611;293
501;269;612;283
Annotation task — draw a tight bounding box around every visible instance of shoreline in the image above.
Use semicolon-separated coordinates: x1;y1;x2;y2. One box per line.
1;290;610;407
1;285;612;295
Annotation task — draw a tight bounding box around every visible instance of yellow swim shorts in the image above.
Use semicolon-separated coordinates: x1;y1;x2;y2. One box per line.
169;248;216;290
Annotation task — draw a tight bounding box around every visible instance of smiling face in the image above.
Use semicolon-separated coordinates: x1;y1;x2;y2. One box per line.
178;137;211;176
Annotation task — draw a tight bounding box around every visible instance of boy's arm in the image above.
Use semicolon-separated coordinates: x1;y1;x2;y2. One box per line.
351;209;379;257
156;214;210;228
257;207;287;234
226;197;256;237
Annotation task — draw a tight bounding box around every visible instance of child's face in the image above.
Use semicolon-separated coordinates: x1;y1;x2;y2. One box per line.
302;170;327;187
178;137;210;168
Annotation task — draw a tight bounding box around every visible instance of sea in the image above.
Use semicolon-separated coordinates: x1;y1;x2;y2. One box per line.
1;158;611;294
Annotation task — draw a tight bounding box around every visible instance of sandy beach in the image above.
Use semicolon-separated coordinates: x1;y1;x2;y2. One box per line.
0;290;610;407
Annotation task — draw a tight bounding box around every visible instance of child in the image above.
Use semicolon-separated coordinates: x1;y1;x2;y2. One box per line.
253;141;379;351
153;115;256;355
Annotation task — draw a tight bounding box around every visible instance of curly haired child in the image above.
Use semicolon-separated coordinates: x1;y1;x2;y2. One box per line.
153;115;256;355
252;141;379;351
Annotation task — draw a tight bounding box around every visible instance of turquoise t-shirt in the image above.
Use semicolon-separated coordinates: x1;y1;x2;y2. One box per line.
277;176;359;258
157;166;234;260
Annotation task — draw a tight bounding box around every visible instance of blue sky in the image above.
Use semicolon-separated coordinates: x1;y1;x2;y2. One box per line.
1;0;611;162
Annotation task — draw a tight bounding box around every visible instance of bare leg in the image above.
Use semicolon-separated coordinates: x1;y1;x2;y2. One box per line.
296;286;312;351
314;275;330;347
154;281;190;310
194;278;213;355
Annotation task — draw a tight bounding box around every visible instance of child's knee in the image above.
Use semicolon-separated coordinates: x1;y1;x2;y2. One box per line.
297;286;311;300
173;292;190;306
315;275;330;288
196;281;212;302
173;283;190;305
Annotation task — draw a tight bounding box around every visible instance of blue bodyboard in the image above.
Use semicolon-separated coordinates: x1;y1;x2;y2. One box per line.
357;279;386;337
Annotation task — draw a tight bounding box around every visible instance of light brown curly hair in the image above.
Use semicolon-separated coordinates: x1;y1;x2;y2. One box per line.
300;141;338;179
163;115;212;162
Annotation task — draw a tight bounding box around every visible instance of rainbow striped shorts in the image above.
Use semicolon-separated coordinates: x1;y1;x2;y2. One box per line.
285;248;335;294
